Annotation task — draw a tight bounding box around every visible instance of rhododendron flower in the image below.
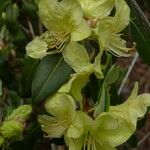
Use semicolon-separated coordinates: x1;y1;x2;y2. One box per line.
38;93;83;138
26;0;91;59
59;42;103;101
77;0;115;19
98;0;135;57
39;83;150;150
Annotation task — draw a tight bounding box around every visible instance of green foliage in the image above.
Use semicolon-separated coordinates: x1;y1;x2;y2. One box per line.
22;57;39;96
32;54;73;103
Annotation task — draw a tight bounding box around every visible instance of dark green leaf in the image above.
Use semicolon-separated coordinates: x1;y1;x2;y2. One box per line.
4;3;20;32
0;0;11;14
22;0;38;18
85;74;99;103
128;0;150;65
8;91;22;107
131;19;150;65
22;57;39;97
5;3;19;23
0;0;11;28
110;84;122;105
32;54;73;103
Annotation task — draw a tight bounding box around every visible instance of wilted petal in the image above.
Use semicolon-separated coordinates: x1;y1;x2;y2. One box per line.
109;34;135;57
26;36;49;59
26;31;70;59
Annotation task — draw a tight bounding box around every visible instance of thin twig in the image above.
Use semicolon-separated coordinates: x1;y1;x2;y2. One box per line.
39;19;44;35
19;24;31;35
27;18;35;38
51;143;57;150
118;52;139;95
58;146;65;150
137;132;150;147
129;0;150;28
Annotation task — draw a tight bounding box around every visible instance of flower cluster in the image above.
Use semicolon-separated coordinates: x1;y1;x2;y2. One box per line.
25;0;150;150
39;83;150;150
26;0;135;59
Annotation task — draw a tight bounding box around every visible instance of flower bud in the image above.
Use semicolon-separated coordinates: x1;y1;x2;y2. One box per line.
0;120;23;140
6;105;32;123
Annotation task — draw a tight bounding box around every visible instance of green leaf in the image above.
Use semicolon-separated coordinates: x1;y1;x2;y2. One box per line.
4;3;19;30
22;57;39;97
131;20;150;65
104;65;120;86
0;0;11;14
32;54;73;103
128;0;150;65
22;0;38;18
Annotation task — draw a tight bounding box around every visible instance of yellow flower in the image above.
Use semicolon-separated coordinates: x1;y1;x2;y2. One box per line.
98;0;135;57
